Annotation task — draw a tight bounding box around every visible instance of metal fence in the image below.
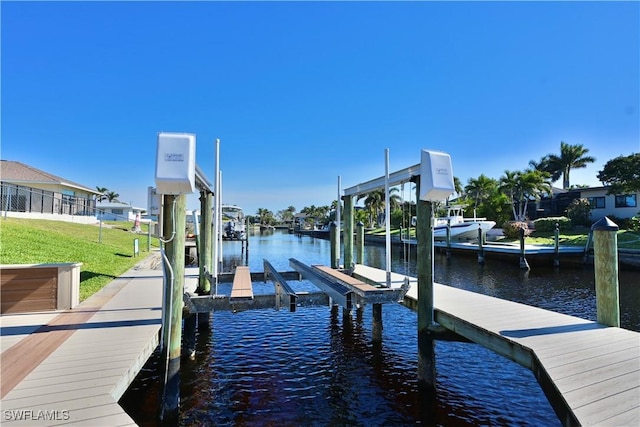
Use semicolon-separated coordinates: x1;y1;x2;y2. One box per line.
0;183;96;216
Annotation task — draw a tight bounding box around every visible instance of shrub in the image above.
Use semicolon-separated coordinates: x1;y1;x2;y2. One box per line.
533;216;572;232
502;221;531;240
629;216;640;231
606;215;632;230
566;198;592;227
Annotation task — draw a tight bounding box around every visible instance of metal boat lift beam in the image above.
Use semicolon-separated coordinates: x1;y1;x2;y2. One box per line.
184;292;329;313
264;259;298;312
343;163;420;198
311;264;410;305
289;258;353;311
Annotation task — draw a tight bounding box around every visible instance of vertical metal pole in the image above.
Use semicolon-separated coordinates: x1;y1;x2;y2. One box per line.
218;171;223;276
212;138;220;295
336;176;341;266
416;179;436;390
343;195;354;269
160;194;186;425
99;218;103;243
384;148;391;287
592;217;620;327
356;221;364;265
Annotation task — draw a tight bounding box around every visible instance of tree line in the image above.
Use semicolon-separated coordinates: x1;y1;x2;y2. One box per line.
252;143;639;229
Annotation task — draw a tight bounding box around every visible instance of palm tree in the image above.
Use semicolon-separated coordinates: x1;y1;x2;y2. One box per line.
357;188;401;227
464;174;496;210
545;142;596;189
499;169;551;221
105;191;119;202
96;186;109;202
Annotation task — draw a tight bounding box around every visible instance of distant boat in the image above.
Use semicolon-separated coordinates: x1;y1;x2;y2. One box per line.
412;205;495;241
221;205;246;240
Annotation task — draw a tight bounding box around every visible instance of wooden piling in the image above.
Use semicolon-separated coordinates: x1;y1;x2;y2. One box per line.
592;217;620;327
330;221;339;269
519;227;530;270
356;221;364;265
372;303;383;343
416;182;436;390
554;222;560;268
446;218;451;260
198;191;213;294
183;312;196;359
160;194;186;425
477;224;485;265
343;195;354;269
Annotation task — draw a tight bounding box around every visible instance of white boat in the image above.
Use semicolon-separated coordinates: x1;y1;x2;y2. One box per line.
412;205;495;241
221;205;246;240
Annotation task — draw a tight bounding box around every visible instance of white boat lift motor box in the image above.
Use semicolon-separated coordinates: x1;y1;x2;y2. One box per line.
419;149;455;202
155;132;196;195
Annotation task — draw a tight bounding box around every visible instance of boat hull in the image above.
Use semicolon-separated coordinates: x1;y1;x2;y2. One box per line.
434;221;495;241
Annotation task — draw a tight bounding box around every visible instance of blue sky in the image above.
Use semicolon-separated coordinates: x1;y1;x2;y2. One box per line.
2;1;639;216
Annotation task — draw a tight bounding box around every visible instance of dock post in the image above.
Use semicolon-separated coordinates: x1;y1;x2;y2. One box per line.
583;230;593;264
416;188;436;391
592;217;620;327
183;313;196;359
446;219;451;260
343;195;354;269
197;191;213;327
553;222;560;268
477;224;485;265
198;191;213;294
160;194;187;425
519;227;530;270
372;303;383;343
355;221;364;264
330;221;339;268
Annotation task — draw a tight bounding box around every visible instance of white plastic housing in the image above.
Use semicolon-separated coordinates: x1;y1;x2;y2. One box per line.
419;150;455;201
147;186;161;215
155;133;196;194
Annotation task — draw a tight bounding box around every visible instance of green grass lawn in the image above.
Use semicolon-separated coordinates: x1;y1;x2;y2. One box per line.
1;218;158;301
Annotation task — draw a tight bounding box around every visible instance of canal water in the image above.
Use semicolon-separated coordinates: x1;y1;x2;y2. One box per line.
120;229;640;426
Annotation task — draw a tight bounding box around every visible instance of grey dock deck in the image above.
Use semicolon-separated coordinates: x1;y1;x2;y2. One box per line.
352;264;640;427
0;254;164;426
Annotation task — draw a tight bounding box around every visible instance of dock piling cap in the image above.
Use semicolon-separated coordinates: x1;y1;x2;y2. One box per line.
591;216;619;231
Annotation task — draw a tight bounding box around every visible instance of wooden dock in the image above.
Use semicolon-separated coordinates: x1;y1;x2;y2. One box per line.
0;254;164;426
229;266;254;302
352;264;640;427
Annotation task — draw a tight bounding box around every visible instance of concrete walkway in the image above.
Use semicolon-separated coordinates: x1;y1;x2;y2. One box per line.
1;252;164;426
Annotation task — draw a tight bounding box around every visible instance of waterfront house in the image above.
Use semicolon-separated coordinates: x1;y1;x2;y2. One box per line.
532;186;639;222
96;201;146;222
0;160;101;223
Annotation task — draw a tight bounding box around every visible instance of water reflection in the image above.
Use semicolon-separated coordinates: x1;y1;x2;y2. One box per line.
121;230;638;426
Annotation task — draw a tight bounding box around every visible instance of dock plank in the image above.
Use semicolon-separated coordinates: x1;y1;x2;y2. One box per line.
1;253;163;426
352;263;640;427
230;266;253;301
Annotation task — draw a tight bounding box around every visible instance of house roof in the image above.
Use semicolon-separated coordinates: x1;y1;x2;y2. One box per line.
97;201;146;211
0;160;102;195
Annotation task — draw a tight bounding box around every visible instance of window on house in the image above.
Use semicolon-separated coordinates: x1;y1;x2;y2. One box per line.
112;208;124;215
615;194;637;208
587;197;605;209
